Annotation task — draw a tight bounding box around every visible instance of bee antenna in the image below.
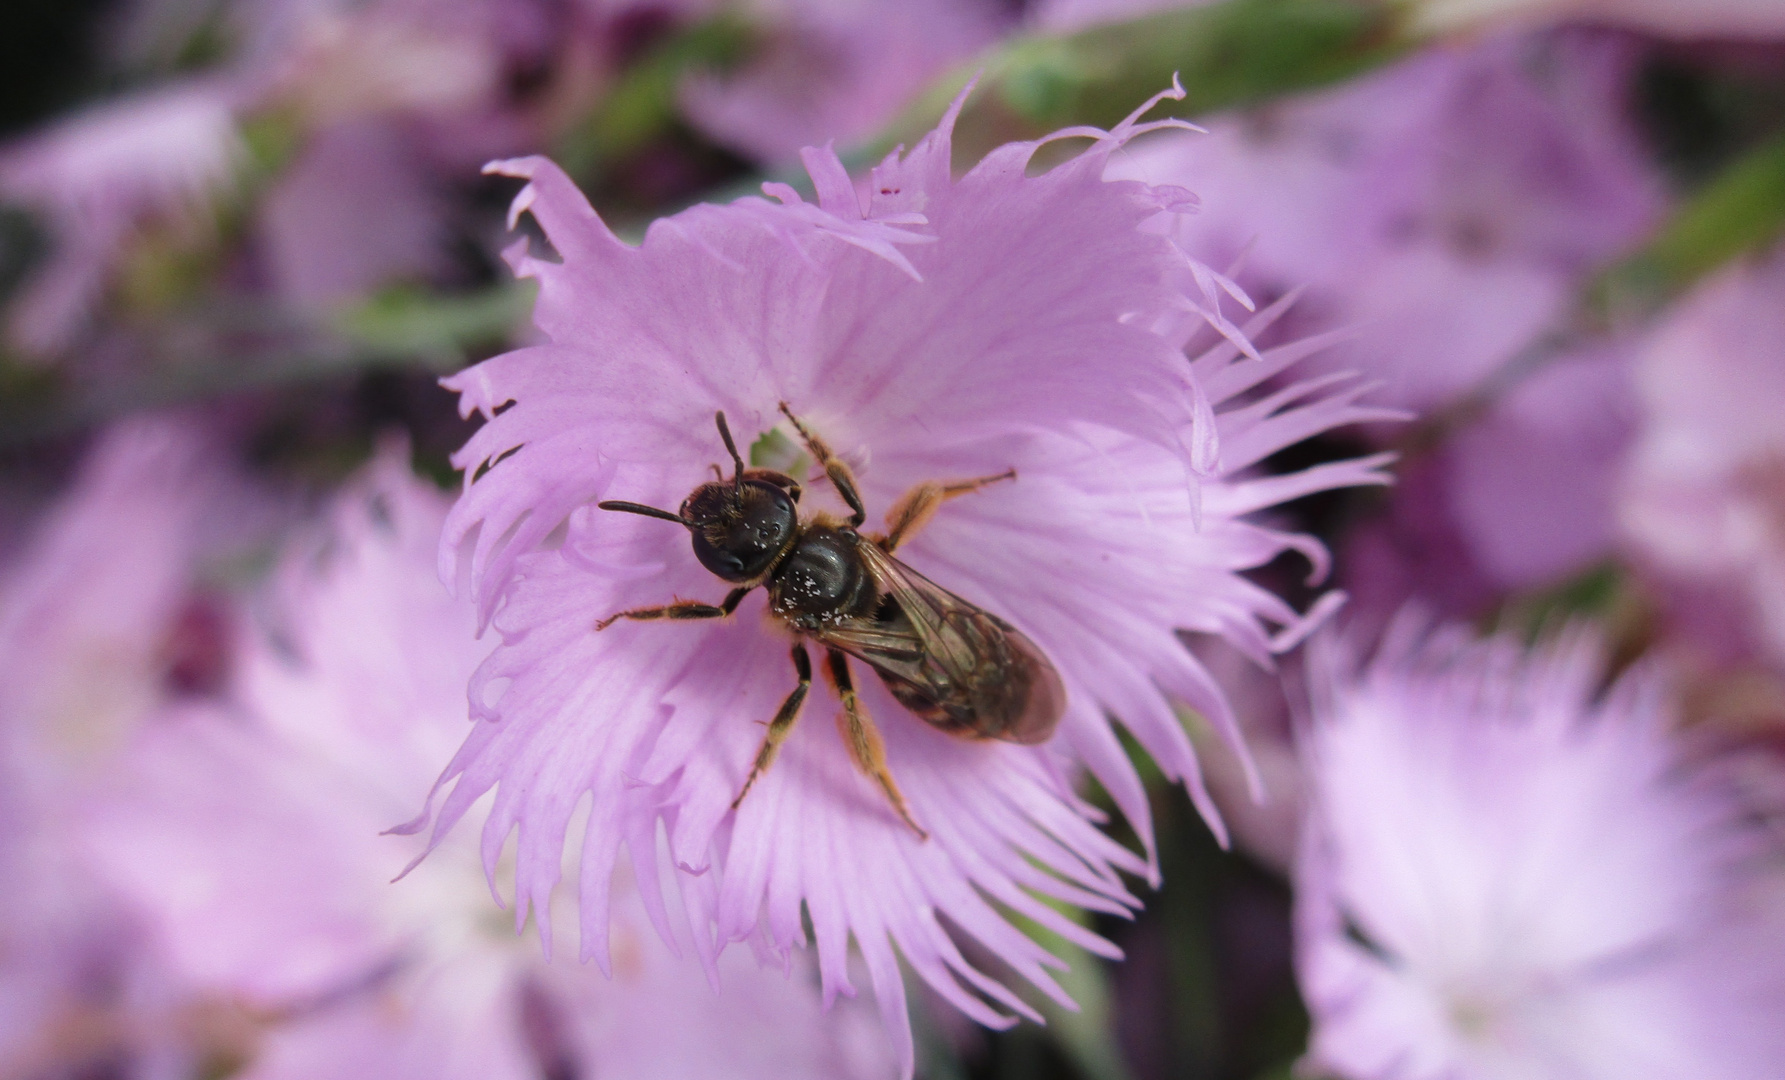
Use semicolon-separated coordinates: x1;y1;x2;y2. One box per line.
597;501;689;526
714;411;746;498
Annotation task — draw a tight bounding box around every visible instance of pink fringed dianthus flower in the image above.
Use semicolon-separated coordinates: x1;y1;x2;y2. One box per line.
1296;619;1785;1080
86;456;894;1080
422;84;1399;1074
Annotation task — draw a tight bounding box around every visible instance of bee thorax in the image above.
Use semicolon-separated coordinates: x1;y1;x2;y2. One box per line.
769;528;876;626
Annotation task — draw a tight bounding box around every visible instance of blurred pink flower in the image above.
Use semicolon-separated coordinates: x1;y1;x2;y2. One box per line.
423;86;1398;1074
84;453;894;1080
0;82;245;355
245;0;532;126
1339;335;1640;633
1112;31;1662;610
680;0;1014;165
1443;341;1637;589
1107;30;1664;414
1621;252;1785;669
1296;619;1785;1080
0;418;248;797
0;418;262;1077
1335;456;1501;631
236;0;572;308
259;120;449;309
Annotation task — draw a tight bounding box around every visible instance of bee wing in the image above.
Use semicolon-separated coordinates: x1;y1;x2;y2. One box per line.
814;618;932;689
818;543;1064;744
855;542;986;672
814;549;962;707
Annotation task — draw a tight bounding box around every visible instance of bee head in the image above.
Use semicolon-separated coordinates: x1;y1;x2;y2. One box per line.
598;411;802;584
681;478;799;582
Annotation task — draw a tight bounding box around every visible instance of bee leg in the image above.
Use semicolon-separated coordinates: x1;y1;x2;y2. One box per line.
733;643;812;810
777;402;866;527
825;649;928;840
878;469;1017;553
596;586;750;631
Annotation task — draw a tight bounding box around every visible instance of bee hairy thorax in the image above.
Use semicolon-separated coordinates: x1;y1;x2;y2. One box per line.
768;525;880;631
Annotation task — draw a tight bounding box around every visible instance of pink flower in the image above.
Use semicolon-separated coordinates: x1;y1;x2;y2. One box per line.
0;418;262;1077
1442;341;1637;589
1106;30;1663;414
1110;31;1662;606
0;418;247;799
1620;252;1785;669
0;82;245;355
83;453;894;1080
258;119;450;309
1338;339;1639;631
1296;618;1785;1080
240;0;572;308
423;84;1397;1075
680;0;1014;165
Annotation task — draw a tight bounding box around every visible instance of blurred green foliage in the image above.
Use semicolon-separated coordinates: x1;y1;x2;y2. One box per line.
1592;129;1785;321
556;15;756;181
877;0;1406;168
332;283;534;369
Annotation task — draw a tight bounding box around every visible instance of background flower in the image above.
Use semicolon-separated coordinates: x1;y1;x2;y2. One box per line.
0;82;245;355
0;417;268;1078
1108;30;1663;416
1296;619;1785;1080
1621;251;1785;670
82;451;894;1080
1109;28;1667;627
680;0;1016;166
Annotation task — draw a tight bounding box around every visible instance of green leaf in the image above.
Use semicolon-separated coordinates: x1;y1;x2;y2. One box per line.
0;286;528;447
875;0;1407;161
1590;128;1785;323
1006;902;1136;1080
553;16;755;180
330;283;533;367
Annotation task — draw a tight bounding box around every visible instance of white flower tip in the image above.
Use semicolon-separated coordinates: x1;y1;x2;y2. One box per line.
1203;806;1232;850
1274;592;1349;653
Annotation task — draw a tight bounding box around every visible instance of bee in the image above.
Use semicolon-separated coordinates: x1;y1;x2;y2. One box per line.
596;404;1066;838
